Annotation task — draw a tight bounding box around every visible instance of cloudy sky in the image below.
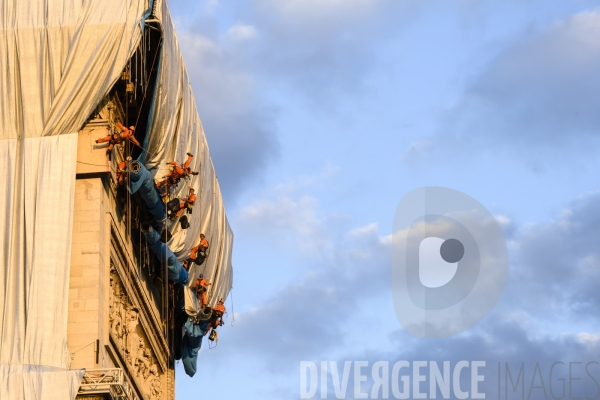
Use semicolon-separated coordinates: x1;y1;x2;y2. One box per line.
166;1;600;398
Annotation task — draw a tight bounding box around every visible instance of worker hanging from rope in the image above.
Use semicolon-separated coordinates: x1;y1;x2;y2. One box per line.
167;187;197;221
156;153;199;191
208;298;226;331
192;274;211;308
177;188;197;217
182;152;196;176
182;233;209;270
116;157;132;186
96;122;140;154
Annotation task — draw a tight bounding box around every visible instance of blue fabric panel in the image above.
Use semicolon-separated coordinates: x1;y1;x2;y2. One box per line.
142;228;189;284
127;162;165;224
181;319;210;377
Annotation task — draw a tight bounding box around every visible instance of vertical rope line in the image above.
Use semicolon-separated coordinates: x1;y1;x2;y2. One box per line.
230;288;235;326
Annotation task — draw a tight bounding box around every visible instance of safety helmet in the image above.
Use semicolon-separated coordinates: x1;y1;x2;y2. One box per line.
169;165;174;172
129;126;135;131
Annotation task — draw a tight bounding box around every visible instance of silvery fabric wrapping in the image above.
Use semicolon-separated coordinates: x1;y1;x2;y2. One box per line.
0;0;148;398
0;134;86;399
0;365;84;400
0;0;235;396
0;0;147;139
146;1;234;311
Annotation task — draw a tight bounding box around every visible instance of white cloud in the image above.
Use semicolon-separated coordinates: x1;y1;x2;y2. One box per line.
348;222;378;237
176;29;279;199
270;161;341;196
224;23;258;41
204;0;218;14
495;214;511;227
577;332;600;347
245;0;420;105
226;211;393;370
449;9;600;145
232;187;600;370
380;234;392;245
239;195;332;256
405;9;600;170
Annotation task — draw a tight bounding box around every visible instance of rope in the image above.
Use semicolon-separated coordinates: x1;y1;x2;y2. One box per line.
125;73;132;305
118;32;225;358
76;160;110;167
103;37;163;162
138;207;142;277
230;288;235;326
208;331;218;349
128;141;160;160
134;36;163;129
163;177;191;238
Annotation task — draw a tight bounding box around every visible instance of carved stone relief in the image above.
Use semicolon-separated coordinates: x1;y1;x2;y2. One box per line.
109;268;163;400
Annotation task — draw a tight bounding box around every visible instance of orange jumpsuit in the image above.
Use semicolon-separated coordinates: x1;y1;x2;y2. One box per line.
156;154;196;189
182;154;198;176
213;303;225;314
96;122;140;151
116;159;129;186
189;237;209;260
176;190;197;217
184;237;209;269
166;161;185;178
211;302;225;329
199;237;209;252
156;161;183;189
183;153;193;171
193;278;211;307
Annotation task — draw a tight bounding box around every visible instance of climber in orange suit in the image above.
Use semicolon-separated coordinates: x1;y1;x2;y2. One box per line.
195;234;209;255
96;122;140;152
176;188;197;217
209;298;226;330
116;157;132;186
156;153;199;189
182;152;194;174
183;233;209;270
192;274;211;308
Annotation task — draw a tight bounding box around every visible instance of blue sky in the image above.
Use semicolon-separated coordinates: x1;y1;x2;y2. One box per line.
167;1;600;398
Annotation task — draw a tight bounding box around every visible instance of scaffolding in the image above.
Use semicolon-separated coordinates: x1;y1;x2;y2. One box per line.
78;368;141;400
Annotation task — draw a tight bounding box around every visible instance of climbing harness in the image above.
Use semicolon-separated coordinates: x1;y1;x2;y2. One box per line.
208;329;218;349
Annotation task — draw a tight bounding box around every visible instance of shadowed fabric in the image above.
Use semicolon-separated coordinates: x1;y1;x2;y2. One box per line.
142;227;190;284
181;318;210;377
0;0;148;398
0;0;234;395
127;161;166;226
144;1;234;313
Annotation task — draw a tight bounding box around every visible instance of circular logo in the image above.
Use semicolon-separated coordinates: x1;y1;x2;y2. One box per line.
391;187;509;338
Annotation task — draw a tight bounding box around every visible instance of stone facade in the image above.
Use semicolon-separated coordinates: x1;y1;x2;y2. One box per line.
68;113;175;399
109;270;163;400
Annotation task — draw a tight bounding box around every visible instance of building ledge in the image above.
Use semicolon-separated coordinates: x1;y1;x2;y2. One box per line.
77;368;141;400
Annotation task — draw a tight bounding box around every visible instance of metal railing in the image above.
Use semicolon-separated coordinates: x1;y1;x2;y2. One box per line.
78;368;140;400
